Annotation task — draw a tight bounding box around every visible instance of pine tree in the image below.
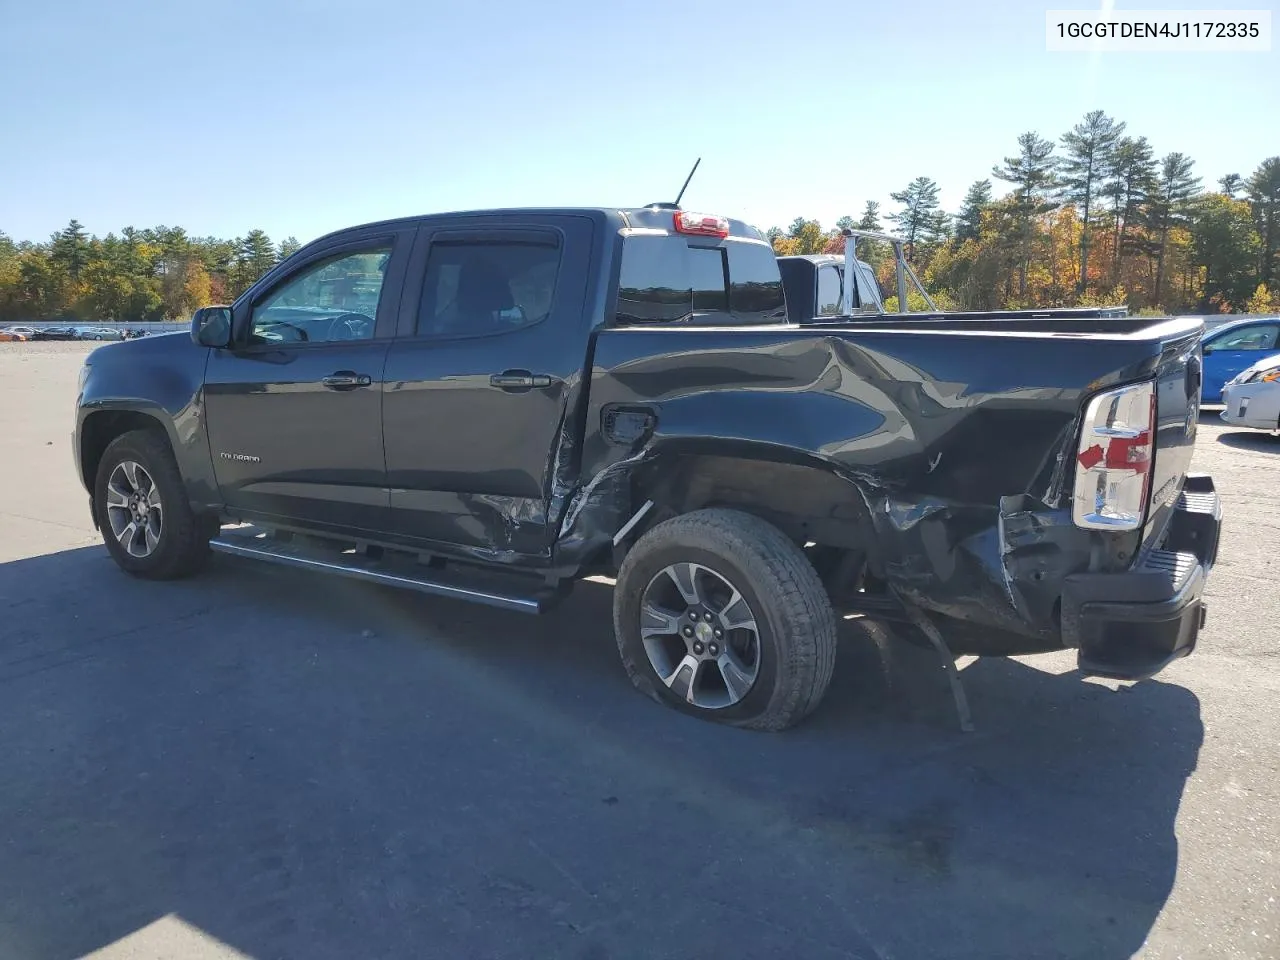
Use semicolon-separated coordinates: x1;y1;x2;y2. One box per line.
50;219;90;280
278;236;302;261
1149;153;1201;307
1219;173;1244;197
955;180;993;244
856;201;882;232
234;229;276;293
852;201;888;267
1060;111;1125;294
993;132;1058;298
1102;136;1157;284
888;177;943;262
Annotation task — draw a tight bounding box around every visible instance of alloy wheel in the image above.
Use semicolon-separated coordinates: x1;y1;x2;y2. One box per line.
105;460;164;558
639;562;761;709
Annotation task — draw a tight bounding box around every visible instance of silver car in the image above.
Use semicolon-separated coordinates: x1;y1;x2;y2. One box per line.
1221;352;1280;431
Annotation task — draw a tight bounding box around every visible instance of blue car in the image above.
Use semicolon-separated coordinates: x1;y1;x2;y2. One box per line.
1200;317;1280;401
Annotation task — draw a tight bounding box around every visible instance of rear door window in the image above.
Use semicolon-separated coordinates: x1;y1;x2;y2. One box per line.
417;237;561;337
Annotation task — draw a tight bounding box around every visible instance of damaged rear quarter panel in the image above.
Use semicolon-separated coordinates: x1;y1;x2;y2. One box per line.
558;325;1163;647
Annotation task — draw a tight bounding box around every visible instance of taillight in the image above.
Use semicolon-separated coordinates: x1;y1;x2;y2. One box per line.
673;211;729;238
1072;380;1156;530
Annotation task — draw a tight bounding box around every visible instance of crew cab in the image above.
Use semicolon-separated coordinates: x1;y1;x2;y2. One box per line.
73;206;1222;730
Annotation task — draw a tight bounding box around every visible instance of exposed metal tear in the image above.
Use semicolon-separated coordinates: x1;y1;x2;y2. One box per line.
900;599;975;733
553;446;656;571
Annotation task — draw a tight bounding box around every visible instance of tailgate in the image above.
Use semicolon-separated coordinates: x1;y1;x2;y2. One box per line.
1145;327;1204;548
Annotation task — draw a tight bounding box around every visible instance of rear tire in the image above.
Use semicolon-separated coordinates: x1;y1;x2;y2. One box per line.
613;508;837;731
95;429;211;580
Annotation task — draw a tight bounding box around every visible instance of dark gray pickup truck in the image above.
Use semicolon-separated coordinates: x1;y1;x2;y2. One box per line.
73;205;1222;730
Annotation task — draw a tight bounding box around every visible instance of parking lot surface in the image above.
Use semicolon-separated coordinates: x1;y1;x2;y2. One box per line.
1;341;1277;960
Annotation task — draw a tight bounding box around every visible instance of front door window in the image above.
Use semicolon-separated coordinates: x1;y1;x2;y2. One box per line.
251;247;392;345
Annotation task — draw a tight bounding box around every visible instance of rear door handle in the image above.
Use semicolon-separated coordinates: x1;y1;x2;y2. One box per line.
490;370;557;391
322;371;372;390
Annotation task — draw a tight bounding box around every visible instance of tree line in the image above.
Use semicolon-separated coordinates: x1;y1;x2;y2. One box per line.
2;111;1278;322
770;112;1279;315
0;225;300;323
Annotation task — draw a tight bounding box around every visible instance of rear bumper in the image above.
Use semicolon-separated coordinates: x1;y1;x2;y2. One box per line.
1061;474;1221;681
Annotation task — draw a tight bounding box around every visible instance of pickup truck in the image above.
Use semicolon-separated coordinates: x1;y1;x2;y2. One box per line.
74;205;1222;731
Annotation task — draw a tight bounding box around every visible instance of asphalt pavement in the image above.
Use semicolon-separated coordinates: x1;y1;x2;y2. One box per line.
0;341;1276;960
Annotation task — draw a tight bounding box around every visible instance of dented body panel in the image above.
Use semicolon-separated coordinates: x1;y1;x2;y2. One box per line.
559;317;1204;652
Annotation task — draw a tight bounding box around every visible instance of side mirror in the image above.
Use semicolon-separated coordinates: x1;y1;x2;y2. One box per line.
191;306;232;348
1201;343;1215;355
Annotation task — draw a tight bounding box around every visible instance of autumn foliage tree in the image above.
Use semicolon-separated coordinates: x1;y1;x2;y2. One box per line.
0;221;285;322
760;113;1278;317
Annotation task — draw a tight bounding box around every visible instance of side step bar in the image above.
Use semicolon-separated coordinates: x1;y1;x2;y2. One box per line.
209;534;545;614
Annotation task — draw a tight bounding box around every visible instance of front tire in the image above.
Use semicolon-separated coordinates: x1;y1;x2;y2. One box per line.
613;509;837;731
95;429;210;579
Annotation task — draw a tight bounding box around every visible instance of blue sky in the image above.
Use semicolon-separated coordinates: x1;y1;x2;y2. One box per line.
1;0;1275;244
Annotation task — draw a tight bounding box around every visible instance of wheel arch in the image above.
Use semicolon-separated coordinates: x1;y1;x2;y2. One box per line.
630;441;877;552
80;407;173;487
555;437;879;581
79;405;184;530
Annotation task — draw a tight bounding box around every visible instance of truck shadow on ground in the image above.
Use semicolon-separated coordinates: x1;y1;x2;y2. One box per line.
1215;429;1280;452
0;546;1203;960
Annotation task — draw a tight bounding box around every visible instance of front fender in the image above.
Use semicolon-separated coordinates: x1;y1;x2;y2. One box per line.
76;336;220;513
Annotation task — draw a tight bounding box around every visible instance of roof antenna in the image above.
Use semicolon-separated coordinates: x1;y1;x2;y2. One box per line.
673;157;701;208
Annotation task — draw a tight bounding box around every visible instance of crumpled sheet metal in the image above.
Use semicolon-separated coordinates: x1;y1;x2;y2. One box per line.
549;323;1131;638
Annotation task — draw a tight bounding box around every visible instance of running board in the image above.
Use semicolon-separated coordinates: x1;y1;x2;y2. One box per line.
209;533;545;614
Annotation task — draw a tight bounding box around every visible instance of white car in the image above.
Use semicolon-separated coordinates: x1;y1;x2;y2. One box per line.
1221;352;1280;431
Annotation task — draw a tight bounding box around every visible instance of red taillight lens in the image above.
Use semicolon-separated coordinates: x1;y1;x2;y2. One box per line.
1102;426;1153;470
673;211;729;238
1072;381;1156;530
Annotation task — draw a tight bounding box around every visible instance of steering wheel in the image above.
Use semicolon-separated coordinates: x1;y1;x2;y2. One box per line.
326;313;374;341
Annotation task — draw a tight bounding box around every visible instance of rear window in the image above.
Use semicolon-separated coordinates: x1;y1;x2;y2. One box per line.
615;236;785;325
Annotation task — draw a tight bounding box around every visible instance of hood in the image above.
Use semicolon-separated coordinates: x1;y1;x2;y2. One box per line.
1229;351;1280;384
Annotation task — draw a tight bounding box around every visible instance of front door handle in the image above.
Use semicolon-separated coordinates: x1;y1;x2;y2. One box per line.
322;371;372;390
490;370;557;391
